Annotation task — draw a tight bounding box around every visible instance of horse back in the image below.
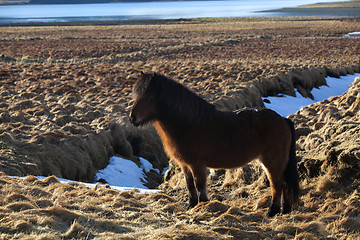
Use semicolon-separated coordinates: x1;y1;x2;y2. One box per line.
232;108;292;152
195;108;292;169
217;108;288;139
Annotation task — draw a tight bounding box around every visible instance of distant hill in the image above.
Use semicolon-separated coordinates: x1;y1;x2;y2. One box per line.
0;0;29;4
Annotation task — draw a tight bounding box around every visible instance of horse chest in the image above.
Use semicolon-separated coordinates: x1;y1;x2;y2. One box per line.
154;121;184;161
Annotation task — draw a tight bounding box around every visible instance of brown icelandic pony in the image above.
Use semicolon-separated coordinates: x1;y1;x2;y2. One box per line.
129;72;299;217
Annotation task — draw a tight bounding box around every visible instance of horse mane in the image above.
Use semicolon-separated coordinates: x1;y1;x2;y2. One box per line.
139;73;216;125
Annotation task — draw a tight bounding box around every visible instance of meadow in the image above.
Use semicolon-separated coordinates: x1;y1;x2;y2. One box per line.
0;17;360;239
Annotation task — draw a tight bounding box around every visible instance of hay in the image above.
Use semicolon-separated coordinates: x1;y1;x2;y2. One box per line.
1;17;360;239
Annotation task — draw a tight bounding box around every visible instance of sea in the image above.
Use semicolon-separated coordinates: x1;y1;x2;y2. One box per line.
0;0;349;24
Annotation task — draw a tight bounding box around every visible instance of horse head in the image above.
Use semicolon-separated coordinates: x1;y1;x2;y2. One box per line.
129;72;159;126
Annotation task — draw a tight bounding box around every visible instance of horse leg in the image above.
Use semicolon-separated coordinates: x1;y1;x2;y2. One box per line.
267;180;281;217
267;178;282;217
263;164;284;217
191;165;209;203
281;187;292;215
181;165;199;209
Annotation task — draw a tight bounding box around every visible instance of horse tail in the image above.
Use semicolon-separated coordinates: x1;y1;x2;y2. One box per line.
283;118;300;206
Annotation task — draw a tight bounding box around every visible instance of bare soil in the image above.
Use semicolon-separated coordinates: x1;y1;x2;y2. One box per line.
0;17;360;239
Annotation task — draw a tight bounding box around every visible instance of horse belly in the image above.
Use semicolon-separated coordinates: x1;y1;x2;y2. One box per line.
192;128;259;169
204;143;260;169
194;115;268;169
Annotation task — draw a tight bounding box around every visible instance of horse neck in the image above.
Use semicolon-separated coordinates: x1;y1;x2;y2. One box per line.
153;117;187;139
156;94;216;127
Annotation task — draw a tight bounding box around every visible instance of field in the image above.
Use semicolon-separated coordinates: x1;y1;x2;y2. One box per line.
1;17;360;239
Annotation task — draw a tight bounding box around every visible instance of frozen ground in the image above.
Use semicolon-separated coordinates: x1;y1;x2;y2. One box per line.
263;73;360;117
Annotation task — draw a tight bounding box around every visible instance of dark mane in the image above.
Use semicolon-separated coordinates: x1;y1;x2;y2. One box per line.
140;73;216;125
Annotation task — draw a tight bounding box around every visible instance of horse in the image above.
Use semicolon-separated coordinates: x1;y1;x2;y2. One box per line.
129;72;299;217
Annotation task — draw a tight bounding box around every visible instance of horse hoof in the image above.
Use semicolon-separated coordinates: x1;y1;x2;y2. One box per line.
187;200;198;210
267;205;281;217
187;204;197;210
267;210;278;217
281;204;292;215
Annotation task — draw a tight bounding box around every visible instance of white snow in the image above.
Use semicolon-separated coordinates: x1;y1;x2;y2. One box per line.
140;157;159;174
94;156;163;189
344;32;360;37
263;73;360;117
15;156;164;193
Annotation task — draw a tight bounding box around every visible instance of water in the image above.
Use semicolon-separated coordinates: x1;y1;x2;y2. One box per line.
0;0;348;24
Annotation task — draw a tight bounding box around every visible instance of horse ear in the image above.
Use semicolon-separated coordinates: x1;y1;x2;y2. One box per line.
151;72;158;81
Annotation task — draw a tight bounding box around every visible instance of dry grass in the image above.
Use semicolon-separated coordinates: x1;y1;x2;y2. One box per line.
1;171;359;239
0;17;360;239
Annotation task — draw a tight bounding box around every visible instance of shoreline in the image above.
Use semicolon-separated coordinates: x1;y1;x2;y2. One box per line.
263;0;360;16
1;16;360;27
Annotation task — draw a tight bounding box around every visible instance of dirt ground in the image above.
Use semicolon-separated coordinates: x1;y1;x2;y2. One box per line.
0;17;360;239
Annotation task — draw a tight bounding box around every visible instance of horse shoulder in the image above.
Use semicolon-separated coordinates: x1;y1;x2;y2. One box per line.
153;121;184;163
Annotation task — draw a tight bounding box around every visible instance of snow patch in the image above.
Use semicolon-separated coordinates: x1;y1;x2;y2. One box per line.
140;157;158;173
344;32;360;37
94;156;162;189
263;73;360;117
15;156;163;193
